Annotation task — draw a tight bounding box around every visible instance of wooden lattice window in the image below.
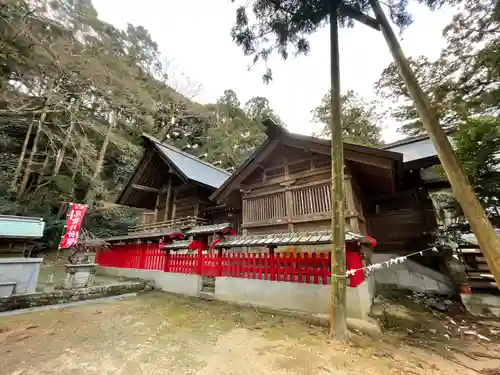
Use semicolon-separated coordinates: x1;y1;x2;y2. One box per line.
243;192;287;222
291;183;332;216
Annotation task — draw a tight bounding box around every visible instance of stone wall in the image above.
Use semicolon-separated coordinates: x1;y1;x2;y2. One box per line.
98;267;202;297
0;280;150;313
0;258;43;294
372;254;453;294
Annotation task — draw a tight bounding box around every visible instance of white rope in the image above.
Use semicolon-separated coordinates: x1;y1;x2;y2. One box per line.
332;246;439;278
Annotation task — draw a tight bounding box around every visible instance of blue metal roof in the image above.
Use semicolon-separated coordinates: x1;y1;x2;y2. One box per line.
144;135;231;189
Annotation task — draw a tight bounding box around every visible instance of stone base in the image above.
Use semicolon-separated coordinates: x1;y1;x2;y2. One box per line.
461;293;500;317
0;257;43;294
64;264;97;289
0;280;152;313
0;282;16;297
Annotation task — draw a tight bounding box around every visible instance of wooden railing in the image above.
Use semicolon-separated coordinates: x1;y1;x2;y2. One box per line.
96;245;332;285
129;216;209;234
243;182;346;225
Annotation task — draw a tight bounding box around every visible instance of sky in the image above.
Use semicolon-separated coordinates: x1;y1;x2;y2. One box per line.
91;0;457;143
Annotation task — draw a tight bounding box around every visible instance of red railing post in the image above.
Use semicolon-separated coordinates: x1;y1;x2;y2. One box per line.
269;247;276;281
164;249;171;272
217;248;223;276
197;248;203;275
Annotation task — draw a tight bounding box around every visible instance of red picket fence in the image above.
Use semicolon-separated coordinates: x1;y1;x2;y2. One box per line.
202;252;331;285
96;243;166;271
168;254;198;274
97;246;332;285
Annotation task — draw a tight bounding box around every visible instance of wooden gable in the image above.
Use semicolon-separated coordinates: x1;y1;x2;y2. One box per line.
211;121;403;237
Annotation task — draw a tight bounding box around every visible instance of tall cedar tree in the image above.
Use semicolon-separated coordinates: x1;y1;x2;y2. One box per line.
312;90;383;146
375;0;499;136
230;0;458;83
0;0;279;249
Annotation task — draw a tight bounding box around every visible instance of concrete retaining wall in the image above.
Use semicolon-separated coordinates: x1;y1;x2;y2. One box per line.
372;254;453;294
215;277;374;318
346;275;374;319
98;266;201;297
0;258;43;294
215;277;330;314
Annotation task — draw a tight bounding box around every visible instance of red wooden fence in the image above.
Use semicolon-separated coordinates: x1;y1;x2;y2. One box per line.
201;252;331;285
96;245;333;285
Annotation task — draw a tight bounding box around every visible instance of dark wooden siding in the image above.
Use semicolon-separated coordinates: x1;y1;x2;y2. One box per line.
240;142;366;235
365;190;437;253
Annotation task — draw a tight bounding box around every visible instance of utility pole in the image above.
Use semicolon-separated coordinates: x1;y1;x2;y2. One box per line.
371;0;500;288
329;0;348;339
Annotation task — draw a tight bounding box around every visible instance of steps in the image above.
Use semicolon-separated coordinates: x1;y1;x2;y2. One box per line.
202;276;215;294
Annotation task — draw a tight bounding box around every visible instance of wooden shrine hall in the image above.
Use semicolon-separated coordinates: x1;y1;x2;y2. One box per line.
101;120;439;257
96;121;445;318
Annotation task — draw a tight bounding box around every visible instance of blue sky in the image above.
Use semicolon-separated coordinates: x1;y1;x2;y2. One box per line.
92;0;456;142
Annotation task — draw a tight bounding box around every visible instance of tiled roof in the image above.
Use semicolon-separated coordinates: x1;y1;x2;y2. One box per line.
100;229;180;243
214;231;371;248
184;223;232;235
162;240;192;250
143;134;231;189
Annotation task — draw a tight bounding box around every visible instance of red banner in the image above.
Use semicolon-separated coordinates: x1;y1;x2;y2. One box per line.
59;203;88;249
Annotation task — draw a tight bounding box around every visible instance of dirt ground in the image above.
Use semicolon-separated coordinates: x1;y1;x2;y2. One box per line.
1;292;499;375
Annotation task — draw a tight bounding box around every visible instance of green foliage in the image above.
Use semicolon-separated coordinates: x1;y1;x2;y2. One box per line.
230;0;455;83
312;90;383;145
376;0;499;136
0;1;282;249
201;90;280;169
436;116;500;226
83;204;139;238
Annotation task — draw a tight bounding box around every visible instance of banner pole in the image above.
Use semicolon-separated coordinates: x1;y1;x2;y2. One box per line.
50;202;73;284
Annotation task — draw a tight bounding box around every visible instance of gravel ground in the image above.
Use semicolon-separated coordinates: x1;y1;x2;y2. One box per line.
0;292;498;375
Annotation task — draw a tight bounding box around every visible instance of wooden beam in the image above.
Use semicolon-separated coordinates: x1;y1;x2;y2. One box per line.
132;184;160;194
338;3;380;31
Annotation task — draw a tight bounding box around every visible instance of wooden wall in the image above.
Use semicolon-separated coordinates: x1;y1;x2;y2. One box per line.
364;189;437;253
152;182;214;223
239;142;366;236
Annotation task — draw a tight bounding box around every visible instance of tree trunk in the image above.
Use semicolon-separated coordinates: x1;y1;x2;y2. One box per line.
71;134;87;195
17;104;48;199
37;153;51;184
85;110;116;203
371;0;500;289
53;103;77;177
11;115;36;191
329;0;347;340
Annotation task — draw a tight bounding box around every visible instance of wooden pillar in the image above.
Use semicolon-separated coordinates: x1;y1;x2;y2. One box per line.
154;192;162;223
164;175;173;221
344;174;360;233
283;153;294;232
329;0;347;340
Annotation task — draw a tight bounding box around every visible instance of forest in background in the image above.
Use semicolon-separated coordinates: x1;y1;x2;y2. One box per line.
0;0;285;249
0;0;498;250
